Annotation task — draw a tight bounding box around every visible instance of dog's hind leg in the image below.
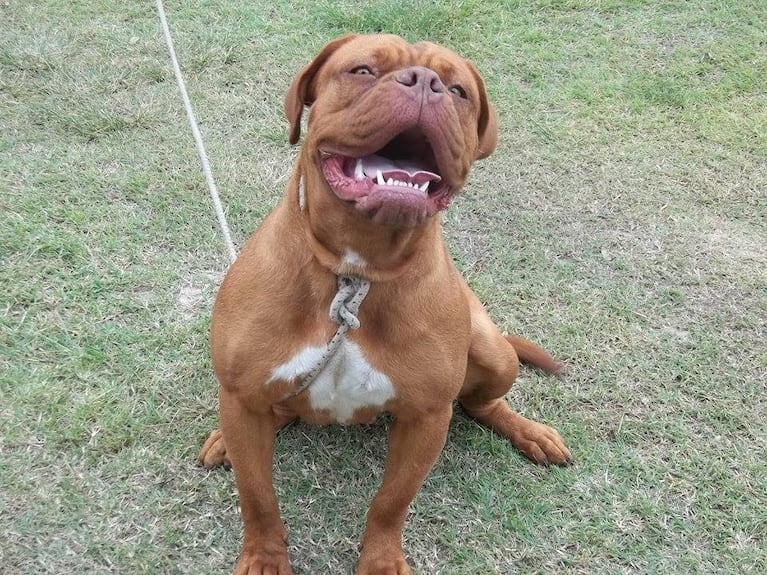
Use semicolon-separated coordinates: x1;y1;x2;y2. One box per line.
198;407;297;469
458;288;571;466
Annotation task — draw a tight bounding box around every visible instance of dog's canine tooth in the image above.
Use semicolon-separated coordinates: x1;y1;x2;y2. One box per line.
376;170;385;185
355;158;365;180
420;182;430;193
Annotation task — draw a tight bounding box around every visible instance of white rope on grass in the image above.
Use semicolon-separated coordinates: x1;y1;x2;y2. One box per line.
155;0;238;264
155;3;372;397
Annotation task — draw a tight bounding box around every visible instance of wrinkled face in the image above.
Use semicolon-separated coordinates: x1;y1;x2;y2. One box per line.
287;35;497;227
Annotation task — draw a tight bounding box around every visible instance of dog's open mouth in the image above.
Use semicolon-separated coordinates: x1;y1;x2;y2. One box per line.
320;130;452;227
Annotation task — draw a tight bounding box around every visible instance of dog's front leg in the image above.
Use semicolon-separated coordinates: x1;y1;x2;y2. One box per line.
220;389;293;575
357;406;453;575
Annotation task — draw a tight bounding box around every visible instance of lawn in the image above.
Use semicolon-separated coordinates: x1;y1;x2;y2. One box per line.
1;0;765;573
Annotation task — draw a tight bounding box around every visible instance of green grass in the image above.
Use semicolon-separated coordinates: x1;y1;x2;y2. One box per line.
2;0;765;573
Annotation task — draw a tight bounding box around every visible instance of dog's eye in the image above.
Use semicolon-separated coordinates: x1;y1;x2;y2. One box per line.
449;84;467;99
350;65;374;76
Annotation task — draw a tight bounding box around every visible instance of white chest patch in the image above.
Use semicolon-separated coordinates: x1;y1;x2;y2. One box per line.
342;248;368;268
268;340;394;423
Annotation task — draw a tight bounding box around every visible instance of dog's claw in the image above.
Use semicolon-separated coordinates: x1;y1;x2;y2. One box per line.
234;546;293;575
514;421;571;466
356;554;413;575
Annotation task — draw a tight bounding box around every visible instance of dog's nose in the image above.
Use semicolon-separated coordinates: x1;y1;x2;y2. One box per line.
396;66;445;98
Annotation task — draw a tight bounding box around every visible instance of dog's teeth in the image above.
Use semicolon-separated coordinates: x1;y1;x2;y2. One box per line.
377;176;425;189
355;159;365;180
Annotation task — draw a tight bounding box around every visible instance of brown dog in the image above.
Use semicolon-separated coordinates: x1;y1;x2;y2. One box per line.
198;34;570;575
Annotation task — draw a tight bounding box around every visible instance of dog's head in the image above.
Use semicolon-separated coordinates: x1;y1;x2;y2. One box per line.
285;34;498;228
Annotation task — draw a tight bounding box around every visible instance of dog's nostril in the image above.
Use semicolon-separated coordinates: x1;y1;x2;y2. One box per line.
396;69;418;87
429;77;445;94
396;67;445;93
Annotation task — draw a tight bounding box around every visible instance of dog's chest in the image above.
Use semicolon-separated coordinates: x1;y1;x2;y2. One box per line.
269;340;394;423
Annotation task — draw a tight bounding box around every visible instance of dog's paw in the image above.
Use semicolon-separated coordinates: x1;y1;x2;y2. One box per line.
198;428;231;469
356;551;413;575
234;544;293;575
512;419;571;466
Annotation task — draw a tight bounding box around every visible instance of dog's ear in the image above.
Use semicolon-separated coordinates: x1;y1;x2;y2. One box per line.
466;61;498;159
284;34;358;145
477;105;498;160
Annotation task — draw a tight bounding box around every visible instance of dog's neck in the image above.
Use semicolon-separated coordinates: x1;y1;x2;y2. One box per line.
289;163;445;283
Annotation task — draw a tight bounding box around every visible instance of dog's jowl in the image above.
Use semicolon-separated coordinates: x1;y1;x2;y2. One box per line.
198;34;570;575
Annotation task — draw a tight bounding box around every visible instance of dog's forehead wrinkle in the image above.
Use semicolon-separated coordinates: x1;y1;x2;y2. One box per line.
413;43;465;75
361;45;413;74
337;37;466;80
337;35;410;68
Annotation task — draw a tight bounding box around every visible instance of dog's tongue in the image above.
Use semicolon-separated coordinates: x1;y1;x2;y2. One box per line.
361;154;441;185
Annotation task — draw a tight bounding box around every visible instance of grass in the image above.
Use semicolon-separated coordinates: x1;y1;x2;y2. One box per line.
1;0;765;573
